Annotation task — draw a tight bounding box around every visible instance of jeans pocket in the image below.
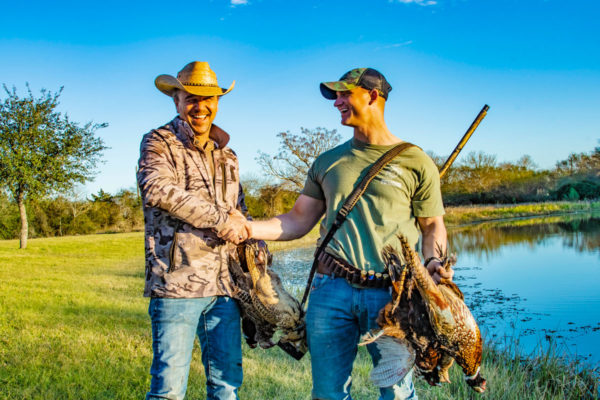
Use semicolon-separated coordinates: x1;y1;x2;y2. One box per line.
311;273;330;292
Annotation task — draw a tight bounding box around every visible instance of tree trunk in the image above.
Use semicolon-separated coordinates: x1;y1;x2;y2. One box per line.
17;192;28;249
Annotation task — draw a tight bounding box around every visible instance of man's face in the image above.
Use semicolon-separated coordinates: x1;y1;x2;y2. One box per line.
333;87;372;127
174;91;219;136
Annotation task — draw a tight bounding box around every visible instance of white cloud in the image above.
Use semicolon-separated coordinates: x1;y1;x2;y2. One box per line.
389;0;437;6
389;40;413;47
375;40;414;51
230;0;249;5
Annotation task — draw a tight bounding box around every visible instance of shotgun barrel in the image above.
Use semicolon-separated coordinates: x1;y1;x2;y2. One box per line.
439;104;489;178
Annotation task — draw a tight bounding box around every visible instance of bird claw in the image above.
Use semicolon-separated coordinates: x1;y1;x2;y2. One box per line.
359;329;384;346
259;340;276;349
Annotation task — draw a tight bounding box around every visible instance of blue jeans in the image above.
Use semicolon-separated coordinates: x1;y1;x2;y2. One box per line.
146;296;242;400
306;274;417;400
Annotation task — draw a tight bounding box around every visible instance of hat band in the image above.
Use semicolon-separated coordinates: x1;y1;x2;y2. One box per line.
181;82;220;87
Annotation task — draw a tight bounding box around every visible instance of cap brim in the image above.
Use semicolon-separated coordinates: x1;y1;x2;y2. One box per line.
155;74;235;97
320;81;357;100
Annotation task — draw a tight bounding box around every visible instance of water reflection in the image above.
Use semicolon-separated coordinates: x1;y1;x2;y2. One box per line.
448;213;600;366
449;213;600;258
272;212;600;367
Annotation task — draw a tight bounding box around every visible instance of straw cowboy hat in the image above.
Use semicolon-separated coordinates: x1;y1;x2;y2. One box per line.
155;61;235;97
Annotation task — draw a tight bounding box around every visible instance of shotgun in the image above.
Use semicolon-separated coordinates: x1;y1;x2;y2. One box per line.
439;104;489;178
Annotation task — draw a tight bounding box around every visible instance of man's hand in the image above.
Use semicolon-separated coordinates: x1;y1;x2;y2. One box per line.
425;258;454;284
217;209;251;244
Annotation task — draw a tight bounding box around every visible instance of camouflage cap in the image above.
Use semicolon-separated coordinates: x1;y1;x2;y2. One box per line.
320;68;392;100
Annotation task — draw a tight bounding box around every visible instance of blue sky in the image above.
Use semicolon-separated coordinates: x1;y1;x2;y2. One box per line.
1;0;599;196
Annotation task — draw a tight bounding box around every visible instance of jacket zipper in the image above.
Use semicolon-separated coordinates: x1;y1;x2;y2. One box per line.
167;231;178;273
167;221;182;273
221;162;227;200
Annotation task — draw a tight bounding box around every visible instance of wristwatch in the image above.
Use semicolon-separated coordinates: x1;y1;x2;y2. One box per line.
424;256;442;267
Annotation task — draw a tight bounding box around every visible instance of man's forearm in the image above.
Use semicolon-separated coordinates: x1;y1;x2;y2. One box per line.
251;213;313;241
421;223;447;260
251;194;325;241
139;174;231;229
418;215;447;259
418;215;452;283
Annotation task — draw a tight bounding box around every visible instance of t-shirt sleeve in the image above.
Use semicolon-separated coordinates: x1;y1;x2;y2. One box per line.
301;160;325;200
412;154;445;217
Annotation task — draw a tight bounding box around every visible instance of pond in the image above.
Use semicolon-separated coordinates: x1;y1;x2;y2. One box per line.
271;212;600;367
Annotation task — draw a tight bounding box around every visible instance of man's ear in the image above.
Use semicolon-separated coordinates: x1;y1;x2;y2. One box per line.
368;89;379;105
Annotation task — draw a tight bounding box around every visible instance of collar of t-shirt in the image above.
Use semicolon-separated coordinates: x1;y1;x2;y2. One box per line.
193;136;218;178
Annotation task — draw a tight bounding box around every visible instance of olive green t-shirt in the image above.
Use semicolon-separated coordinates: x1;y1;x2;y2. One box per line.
302;138;444;273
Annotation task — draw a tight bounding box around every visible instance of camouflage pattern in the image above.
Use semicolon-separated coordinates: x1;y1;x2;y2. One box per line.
320;68;364;94
320;68;391;100
137;117;247;298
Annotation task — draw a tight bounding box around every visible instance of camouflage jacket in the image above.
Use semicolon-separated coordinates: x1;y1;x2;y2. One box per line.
137;117;246;298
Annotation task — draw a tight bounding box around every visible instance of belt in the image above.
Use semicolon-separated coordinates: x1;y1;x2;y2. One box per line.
316;251;391;289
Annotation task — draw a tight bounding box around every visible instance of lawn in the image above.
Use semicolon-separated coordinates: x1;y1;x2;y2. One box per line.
0;231;597;399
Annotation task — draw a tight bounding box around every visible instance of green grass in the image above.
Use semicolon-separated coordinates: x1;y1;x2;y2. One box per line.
444;200;600;226
0;230;598;399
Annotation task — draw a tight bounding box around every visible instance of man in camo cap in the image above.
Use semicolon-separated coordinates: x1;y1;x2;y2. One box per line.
137;61;251;400
248;67;452;399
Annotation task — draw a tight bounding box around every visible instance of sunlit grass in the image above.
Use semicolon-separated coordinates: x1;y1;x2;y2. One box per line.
444;200;600;226
0;225;598;399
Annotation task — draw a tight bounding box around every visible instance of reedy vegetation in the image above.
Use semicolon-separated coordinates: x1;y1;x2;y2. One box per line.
0;233;597;399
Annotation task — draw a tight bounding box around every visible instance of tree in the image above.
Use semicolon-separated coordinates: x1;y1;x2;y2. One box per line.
554;144;600;177
256;127;341;192
0;85;107;248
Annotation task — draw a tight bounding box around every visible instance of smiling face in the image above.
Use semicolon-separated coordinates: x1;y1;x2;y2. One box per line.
174;91;219;136
333;87;373;127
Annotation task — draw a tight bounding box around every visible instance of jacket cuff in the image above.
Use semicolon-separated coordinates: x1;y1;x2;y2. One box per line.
213;207;233;232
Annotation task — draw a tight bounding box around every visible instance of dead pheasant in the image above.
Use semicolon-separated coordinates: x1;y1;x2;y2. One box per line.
228;240;307;358
362;235;486;393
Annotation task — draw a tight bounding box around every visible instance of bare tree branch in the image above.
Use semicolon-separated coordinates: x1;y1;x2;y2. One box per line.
256;127;341;192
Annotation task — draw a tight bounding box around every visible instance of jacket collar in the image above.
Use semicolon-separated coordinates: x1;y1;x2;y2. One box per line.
174;117;230;149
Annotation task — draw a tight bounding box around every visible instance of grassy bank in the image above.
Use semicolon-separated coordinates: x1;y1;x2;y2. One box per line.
444;200;600;227
0;232;597;399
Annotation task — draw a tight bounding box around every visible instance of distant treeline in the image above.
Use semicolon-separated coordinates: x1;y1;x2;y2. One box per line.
433;148;600;205
0;189;143;240
0;147;598;240
246;147;600;216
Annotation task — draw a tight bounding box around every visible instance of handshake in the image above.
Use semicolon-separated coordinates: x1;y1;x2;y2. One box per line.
217;209;253;245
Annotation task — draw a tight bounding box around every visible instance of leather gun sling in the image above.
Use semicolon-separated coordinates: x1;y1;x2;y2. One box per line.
300;142;416;308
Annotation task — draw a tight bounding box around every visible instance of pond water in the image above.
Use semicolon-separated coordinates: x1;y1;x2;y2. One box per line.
271;212;600;367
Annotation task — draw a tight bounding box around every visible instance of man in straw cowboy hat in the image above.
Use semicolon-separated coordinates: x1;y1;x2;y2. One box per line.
245;67;452;399
137;61;251;400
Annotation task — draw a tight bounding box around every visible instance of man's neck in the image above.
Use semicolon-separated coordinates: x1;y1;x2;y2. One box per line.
353;119;401;145
193;132;211;148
